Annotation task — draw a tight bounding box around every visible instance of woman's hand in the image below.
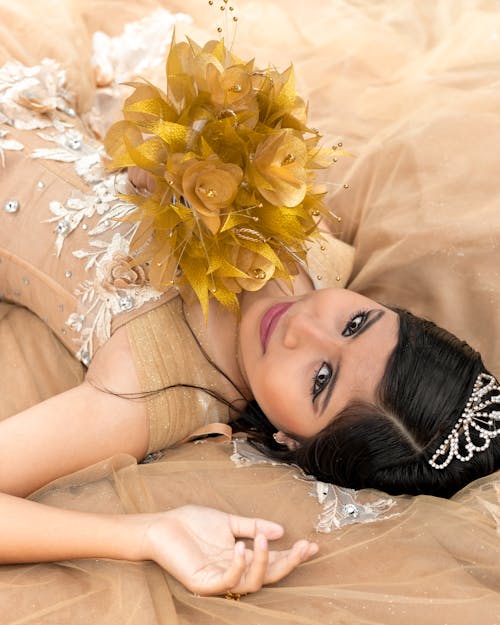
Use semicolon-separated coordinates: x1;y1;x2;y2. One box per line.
143;505;318;596
128;166;156;192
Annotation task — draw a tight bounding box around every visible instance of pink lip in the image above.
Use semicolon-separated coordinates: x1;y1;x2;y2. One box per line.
260;302;294;353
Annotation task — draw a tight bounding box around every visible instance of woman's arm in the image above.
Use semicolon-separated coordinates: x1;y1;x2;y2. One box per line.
0;325;149;497
0;493;317;595
0;380;149;496
0;326;318;594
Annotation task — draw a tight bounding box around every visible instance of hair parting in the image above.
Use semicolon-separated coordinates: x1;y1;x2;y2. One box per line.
233;308;500;498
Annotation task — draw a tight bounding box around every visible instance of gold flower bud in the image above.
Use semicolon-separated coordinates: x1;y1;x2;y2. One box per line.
206;64;259;127
253;130;307;207
223;247;275;292
182;157;243;234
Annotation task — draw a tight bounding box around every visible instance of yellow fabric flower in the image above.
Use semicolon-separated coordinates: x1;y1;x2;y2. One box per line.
206;64;259;128
181;157;243;234
253;130;308;207
222;245;276;293
105;34;343;318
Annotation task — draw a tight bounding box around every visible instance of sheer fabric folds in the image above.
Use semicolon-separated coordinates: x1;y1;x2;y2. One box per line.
0;443;496;624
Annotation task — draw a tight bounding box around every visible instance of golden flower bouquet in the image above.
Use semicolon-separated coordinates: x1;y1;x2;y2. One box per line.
105;35;340;317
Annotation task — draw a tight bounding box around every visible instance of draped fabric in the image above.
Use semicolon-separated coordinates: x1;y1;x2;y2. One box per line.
0;1;499;623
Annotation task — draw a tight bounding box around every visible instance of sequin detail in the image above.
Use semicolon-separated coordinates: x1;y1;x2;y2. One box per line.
3;199;19;213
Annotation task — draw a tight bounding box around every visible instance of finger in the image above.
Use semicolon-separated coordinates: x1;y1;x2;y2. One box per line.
229;515;284;540
233;533;269;593
213;541;248;594
264;540;318;585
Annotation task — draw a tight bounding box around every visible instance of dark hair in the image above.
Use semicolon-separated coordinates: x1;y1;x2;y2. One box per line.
233;309;500;498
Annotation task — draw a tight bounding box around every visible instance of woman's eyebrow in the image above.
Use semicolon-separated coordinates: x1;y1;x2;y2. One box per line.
318;310;386;416
351;309;385;340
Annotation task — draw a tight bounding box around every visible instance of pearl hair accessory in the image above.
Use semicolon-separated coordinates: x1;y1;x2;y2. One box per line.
428;373;500;470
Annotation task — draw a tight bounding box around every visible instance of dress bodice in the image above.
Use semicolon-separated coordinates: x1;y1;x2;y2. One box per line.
0;60;175;364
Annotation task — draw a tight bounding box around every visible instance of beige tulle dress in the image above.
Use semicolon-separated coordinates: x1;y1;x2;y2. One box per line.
0;1;499;624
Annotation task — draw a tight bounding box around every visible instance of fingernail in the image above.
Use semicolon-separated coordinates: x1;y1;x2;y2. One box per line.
300;543;312;558
256;534;267;550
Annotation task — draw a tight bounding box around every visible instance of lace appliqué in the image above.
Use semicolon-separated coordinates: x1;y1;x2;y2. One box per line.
88;9;192;138
231;438;398;532
92;9;192;86
32;128;93;164
68;233;163;364
0;58;75;129
31;119;163;363
43;169;133;257
0;56;167;364
313;480;397;532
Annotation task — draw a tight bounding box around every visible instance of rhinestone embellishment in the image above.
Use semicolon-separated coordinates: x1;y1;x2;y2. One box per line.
4;199;20;213
119;295;134;312
80;350;91;367
59;106;76;118
66;136;82;150
343;504;359;518
57;220;70;235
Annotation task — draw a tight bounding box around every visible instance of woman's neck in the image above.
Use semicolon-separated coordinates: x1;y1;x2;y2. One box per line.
183;267;315;409
183;297;248;408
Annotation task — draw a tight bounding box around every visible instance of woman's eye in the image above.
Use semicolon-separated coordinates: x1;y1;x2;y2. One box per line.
342;311;368;337
311;362;332;400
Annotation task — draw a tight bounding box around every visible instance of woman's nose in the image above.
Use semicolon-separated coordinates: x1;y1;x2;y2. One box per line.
283;313;330;349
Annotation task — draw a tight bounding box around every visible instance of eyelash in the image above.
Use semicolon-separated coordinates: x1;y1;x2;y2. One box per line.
342;310;369;337
311;362;333;401
310;310;369;401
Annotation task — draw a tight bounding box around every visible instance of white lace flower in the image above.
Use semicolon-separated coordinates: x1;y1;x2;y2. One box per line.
32;129;89;163
92;9;192;85
72;233;162;362
0;58;74;130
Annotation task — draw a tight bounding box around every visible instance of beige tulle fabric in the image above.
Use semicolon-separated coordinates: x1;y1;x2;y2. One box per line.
0;443;497;624
0;1;499;623
0;303;84;419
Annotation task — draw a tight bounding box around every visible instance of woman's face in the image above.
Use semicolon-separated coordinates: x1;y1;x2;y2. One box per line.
237;288;399;439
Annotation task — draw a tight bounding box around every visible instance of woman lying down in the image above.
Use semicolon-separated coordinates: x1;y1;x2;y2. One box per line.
0;33;498;598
